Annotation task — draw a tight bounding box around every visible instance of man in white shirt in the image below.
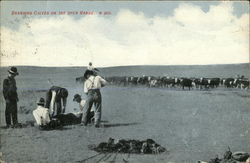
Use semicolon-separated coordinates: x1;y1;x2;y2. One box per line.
82;70;107;127
87;62;99;72
33;98;51;126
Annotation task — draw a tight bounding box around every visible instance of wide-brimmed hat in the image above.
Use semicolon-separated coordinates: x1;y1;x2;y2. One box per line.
84;70;94;79
73;94;81;101
37;98;45;105
8;67;19;75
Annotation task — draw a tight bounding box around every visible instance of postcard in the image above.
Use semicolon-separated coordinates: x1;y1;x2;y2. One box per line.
0;1;249;163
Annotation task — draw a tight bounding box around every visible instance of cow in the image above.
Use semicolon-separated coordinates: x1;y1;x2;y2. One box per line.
232;78;241;88
174;77;181;88
104;76;124;86
224;78;235;88
149;76;159;88
158;76;168;88
126;76;137;86
149;79;158;88
116;76;127;86
160;77;175;88
192;78;200;89
144;76;153;87
105;76;116;85
221;78;226;86
208;78;220;88
199;78;209;89
239;79;250;89
137;75;150;86
180;78;193;90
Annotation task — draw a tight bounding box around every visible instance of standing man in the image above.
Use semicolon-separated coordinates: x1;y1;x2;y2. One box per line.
82;70;107;127
3;67;19;128
45;86;68;117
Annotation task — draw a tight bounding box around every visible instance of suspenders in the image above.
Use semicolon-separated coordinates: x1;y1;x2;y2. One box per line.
88;76;96;90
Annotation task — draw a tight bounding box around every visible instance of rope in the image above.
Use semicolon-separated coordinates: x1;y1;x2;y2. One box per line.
76;153;102;163
95;153;109;163
102;153;113;162
110;152;119;163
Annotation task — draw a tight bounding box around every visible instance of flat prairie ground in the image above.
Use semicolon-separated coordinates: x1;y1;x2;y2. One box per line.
0;65;249;163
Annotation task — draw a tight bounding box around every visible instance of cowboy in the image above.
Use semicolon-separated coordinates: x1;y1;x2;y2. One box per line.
33;98;51;126
3;67;19;128
82;70;107;127
73;94;94;124
33;97;61;130
45;86;68;117
87;62;99;72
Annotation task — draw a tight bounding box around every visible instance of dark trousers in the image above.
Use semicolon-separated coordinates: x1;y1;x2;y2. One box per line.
82;89;102;126
45;91;63;116
5;101;18;126
55;100;62;115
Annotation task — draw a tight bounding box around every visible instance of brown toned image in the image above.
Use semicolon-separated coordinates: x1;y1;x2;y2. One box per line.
0;1;249;163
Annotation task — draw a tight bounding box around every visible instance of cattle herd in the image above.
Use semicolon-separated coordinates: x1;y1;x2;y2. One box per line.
76;75;250;90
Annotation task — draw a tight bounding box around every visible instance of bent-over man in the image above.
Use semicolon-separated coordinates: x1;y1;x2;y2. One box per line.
82;70;107;127
45;86;68;117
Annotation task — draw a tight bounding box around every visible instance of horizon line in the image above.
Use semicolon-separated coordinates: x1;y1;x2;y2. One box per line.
0;63;250;68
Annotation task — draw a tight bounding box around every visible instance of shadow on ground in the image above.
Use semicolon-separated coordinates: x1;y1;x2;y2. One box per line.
102;122;140;128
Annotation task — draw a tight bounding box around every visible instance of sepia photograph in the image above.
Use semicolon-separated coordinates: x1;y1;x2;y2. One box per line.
0;1;249;163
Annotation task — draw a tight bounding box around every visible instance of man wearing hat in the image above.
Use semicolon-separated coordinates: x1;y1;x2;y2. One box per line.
87;62;99;72
73;94;94;123
45;86;68;117
3;66;19;128
33;98;51;126
82;70;107;127
33;97;63;130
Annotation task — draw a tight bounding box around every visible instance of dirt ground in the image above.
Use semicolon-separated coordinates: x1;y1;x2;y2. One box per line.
0;66;249;163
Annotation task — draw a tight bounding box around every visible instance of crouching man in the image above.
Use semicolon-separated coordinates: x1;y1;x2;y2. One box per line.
73;94;94;124
33;98;61;130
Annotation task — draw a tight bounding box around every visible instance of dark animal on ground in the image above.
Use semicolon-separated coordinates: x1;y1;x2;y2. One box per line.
89;138;166;154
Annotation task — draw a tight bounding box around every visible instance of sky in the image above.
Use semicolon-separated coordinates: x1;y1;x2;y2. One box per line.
0;1;249;67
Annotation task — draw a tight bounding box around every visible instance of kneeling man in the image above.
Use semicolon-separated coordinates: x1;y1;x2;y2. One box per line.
33;98;61;129
73;94;94;124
